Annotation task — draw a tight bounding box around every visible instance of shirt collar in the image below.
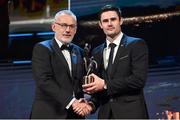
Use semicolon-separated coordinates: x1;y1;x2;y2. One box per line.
106;32;123;48
55;37;63;48
55;37;72;51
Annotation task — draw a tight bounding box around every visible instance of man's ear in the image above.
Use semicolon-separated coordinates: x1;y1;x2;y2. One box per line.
98;21;103;29
120;18;123;25
51;23;56;32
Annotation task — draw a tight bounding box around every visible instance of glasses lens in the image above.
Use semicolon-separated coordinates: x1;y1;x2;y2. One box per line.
55;22;76;29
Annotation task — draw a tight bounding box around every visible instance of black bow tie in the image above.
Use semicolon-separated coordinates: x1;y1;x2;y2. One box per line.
61;44;70;50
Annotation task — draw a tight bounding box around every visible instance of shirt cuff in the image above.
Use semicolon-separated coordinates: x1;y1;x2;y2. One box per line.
66;98;76;109
88;101;96;113
103;81;107;89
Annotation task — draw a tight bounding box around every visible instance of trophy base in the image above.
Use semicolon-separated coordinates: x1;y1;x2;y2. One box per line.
83;76;94;85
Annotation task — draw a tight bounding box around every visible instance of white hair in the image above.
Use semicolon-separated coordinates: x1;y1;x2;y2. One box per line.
54;10;77;22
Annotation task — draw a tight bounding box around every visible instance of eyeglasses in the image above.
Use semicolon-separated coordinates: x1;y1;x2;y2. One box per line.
55;22;76;30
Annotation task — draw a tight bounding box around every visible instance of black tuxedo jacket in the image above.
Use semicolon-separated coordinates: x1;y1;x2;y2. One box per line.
31;39;84;118
91;34;149;119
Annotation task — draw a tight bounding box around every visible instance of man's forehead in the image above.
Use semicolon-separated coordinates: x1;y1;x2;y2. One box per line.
101;11;118;18
56;15;76;22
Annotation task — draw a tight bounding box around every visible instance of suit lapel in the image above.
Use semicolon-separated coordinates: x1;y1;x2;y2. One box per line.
51;39;71;76
111;34;127;75
70;45;78;78
97;43;105;72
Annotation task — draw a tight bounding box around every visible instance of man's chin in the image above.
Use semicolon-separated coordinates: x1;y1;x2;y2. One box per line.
107;33;116;38
62;38;73;44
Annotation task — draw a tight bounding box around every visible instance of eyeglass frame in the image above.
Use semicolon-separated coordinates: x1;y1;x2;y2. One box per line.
54;22;77;30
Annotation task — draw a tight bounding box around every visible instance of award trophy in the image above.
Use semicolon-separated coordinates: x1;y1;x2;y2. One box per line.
83;43;97;85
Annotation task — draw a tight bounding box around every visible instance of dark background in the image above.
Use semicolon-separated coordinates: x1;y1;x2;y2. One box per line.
5;0;180;65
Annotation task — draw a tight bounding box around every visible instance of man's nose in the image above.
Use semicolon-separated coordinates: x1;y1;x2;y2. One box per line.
108;20;112;25
65;26;71;32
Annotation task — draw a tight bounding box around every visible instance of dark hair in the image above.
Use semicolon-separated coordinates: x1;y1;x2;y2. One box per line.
98;4;122;20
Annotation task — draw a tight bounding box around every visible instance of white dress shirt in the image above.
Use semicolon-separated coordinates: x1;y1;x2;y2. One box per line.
103;32;123;69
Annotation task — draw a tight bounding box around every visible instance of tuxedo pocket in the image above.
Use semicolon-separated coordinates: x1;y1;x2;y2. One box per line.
119;55;129;61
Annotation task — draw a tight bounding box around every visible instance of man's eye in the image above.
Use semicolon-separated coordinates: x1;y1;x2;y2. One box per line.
61;24;67;27
110;18;117;21
102;19;108;23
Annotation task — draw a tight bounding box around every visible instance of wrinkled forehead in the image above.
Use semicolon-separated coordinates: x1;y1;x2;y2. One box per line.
55;14;77;25
54;10;77;22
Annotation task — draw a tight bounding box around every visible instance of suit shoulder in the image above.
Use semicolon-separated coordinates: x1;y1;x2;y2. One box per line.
38;40;52;47
124;35;147;46
92;43;104;55
71;43;82;49
126;36;143;43
35;39;53;50
125;36;148;53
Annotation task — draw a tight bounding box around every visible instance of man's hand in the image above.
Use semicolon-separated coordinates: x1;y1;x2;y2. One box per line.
82;73;105;94
72;99;92;116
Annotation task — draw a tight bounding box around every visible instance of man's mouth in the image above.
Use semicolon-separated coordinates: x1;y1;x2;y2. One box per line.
63;34;71;37
107;27;114;31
